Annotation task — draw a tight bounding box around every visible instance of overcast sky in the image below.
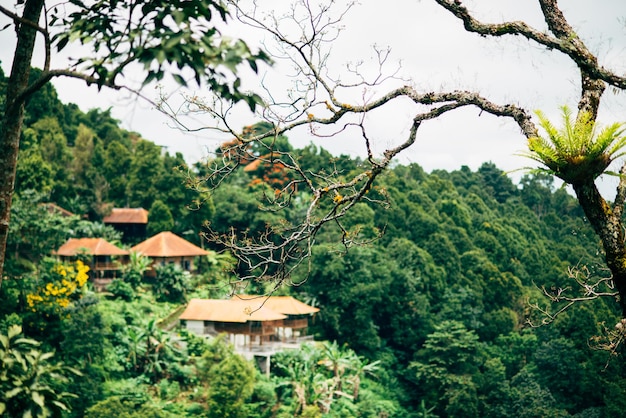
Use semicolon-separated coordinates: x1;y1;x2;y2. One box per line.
2;0;626;194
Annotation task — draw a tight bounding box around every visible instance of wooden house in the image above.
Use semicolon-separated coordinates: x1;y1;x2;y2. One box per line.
54;237;129;289
130;231;208;276
179;298;287;350
179;296;319;374
180;296;318;348
103;208;148;244
232;295;319;342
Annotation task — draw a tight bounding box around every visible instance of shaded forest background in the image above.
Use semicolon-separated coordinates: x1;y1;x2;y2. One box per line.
1;65;625;417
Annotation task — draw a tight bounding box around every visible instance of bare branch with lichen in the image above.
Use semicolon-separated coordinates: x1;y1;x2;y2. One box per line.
434;0;626;90
153;0;544;286
589;319;626;361
527;264;618;327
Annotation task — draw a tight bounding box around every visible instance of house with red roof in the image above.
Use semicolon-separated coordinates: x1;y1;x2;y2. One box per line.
55;237;129;289
130;231;208;276
103;208;149;244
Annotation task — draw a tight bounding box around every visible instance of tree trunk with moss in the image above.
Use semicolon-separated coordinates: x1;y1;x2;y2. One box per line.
0;0;45;285
572;180;626;317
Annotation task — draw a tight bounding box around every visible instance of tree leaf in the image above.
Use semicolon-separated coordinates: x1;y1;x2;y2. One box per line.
32;391;45;408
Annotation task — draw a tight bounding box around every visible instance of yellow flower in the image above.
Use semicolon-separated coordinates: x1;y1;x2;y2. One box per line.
56;265;67;277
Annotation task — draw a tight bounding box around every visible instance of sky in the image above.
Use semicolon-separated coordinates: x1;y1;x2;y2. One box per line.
2;0;626;195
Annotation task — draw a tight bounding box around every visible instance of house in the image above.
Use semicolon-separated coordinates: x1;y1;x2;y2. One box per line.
54;237;129;289
179;298;287;348
103;208;149;244
130;231;208;276
180;296;318;350
231;295;319;342
179;296;319;374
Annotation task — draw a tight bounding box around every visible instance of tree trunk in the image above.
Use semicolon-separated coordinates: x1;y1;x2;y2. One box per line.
572;180;626;317
0;0;44;286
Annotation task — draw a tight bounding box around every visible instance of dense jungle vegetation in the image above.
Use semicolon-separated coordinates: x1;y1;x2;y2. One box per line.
1;67;626;418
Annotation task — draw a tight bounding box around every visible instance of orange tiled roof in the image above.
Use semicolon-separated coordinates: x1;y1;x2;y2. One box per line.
243;159;262;172
130;231;208;257
220;138;244;150
55;238;128;256
103;208;149;224
179;299;287;323
232;295;320;315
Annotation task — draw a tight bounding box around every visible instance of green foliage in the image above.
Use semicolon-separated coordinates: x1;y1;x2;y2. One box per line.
506;369;569;418
245;376;279;418
127;140;164;209
7;190;78;268
3;80;625;416
108;278;136;301
103;140;132;204
153;264;191;303
0;325;80;418
52;0;270;108
15;148;54;193
122;252;152;287
148;200;175;236
525;106;626;183
206;354;256;418
85;396;175;418
58;300;109;416
71;220;122;243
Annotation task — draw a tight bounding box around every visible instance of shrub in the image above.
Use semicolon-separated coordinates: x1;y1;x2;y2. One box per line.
107;278;135;301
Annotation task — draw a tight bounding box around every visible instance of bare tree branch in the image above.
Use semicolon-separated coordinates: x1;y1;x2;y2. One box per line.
434;0;626;89
528;264;618;327
154;1;547;286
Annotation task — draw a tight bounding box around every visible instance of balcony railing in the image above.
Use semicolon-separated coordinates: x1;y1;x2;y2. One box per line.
92;262;123;271
283;318;309;329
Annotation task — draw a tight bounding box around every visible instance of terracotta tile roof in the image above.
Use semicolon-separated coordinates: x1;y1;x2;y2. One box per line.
232;295;320;315
243;159;262;172
55;238;128;256
243;154;287;173
130;231;208;257
103;208;149;224
179;299;287;323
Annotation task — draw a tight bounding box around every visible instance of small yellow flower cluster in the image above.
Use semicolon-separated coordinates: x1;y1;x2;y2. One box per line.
74;260;90;287
26;261;91;313
26;293;44;308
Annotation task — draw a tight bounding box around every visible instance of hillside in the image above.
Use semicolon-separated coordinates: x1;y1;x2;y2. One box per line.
1;74;625;417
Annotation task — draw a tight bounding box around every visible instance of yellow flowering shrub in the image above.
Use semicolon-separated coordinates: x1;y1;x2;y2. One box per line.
26;260;90;313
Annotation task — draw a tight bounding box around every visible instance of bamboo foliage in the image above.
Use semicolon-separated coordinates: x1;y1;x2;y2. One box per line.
525;106;626;184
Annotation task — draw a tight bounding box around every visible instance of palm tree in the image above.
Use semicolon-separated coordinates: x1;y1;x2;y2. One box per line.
122;251;152;287
347;355;381;401
525;106;626;184
143;319;183;382
124;326;147;373
318;341;353;394
275;352;315;414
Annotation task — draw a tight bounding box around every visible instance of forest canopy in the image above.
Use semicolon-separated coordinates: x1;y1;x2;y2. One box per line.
1;68;625;416
3;1;626;417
